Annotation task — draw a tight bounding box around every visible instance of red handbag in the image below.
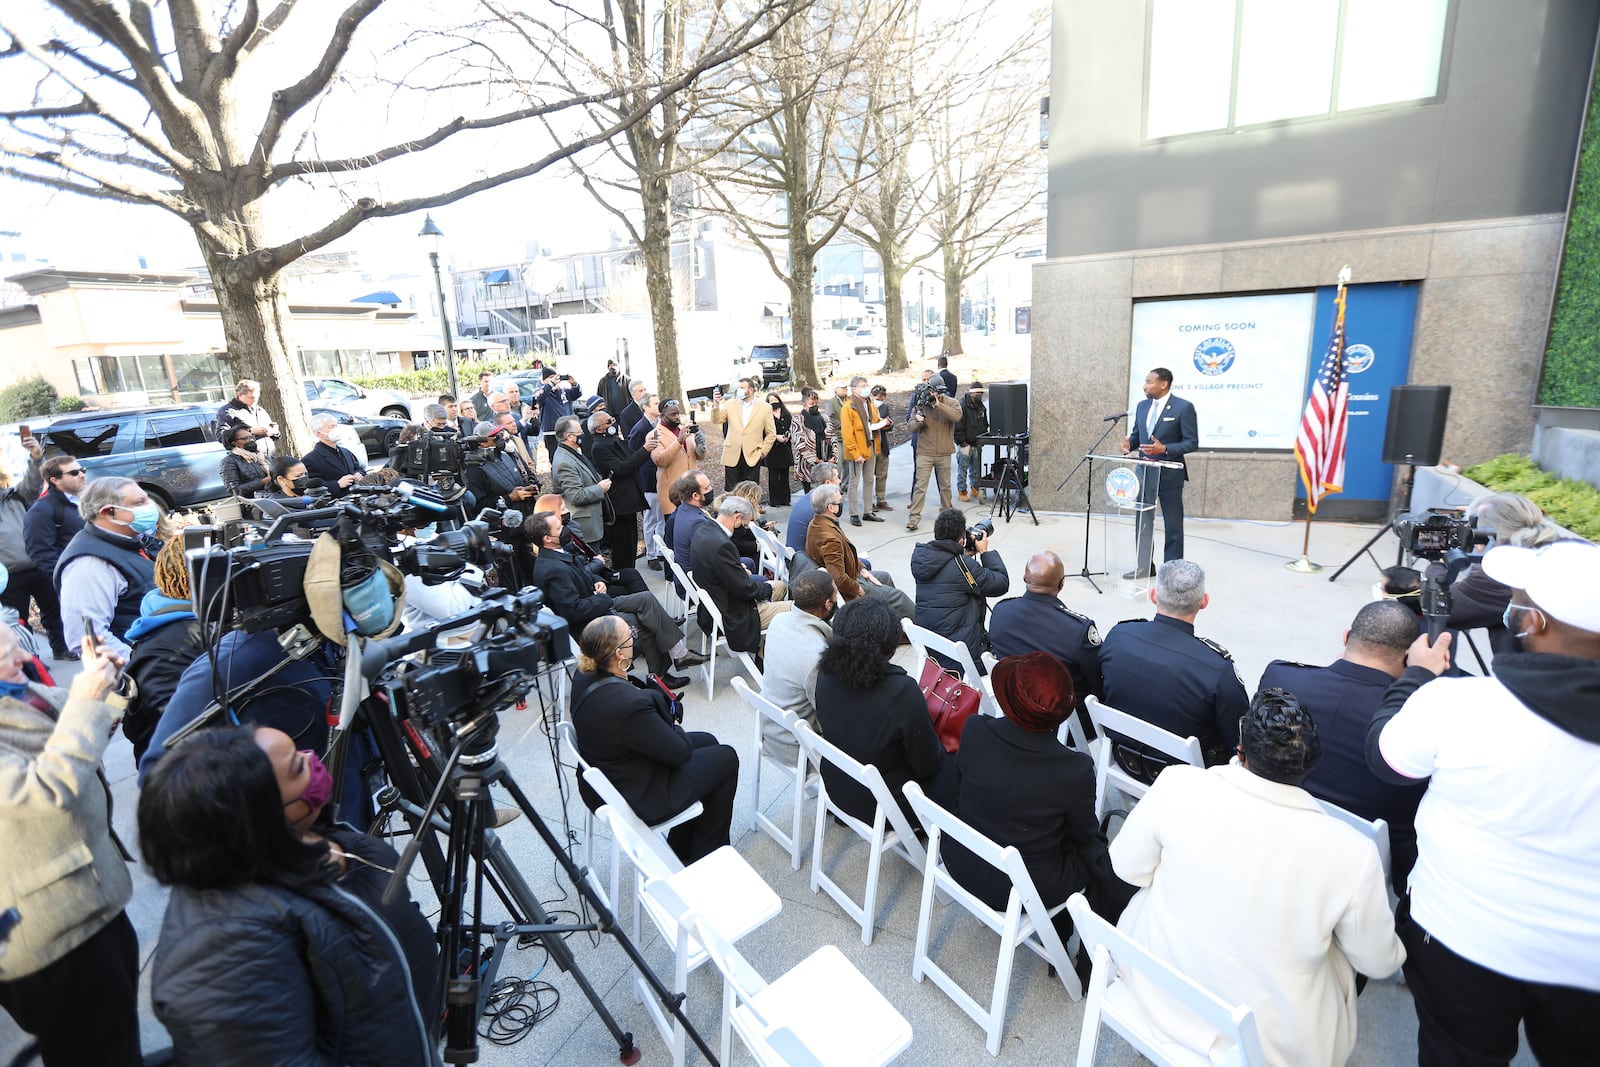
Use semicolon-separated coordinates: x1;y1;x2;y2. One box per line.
919;658;982;753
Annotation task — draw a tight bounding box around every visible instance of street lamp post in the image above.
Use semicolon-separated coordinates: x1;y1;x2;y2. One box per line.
419;214;459;399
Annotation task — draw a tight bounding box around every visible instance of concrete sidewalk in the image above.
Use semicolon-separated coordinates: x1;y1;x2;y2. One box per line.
3;442;1534;1066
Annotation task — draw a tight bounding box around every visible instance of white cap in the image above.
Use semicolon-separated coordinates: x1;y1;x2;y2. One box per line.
1481;541;1600;634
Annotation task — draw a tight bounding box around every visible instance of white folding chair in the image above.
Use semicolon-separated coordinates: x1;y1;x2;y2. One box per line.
1315;798;1397;910
649;880;914;1067
902;618;984;686
654;535;687;624
1067;893;1269;1067
596;803;781;1067
1087;696;1204;822
732;676;815;870
692;590;762;699
555;730;703;911
793;719;927;945
902;782;1083;1056
750;522;791;582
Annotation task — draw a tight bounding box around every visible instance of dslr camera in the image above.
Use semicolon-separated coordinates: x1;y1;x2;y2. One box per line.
964;518;994;553
1395;510;1475;563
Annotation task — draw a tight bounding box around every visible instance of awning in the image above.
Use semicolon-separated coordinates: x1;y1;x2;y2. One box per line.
484;269;515;285
352;290;402;305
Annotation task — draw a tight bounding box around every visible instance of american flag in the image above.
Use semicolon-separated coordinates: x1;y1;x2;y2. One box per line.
1295;284;1350;513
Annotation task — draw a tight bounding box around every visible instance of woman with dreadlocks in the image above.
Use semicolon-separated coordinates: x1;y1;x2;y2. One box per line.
1105;687;1405;1067
122;534;208;762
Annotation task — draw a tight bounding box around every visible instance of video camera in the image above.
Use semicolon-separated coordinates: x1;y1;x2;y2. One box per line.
912;378;946;413
1395;509;1475;563
390;429;498;503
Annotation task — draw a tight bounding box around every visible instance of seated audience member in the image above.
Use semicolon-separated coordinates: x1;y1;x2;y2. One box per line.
690;495;790;664
1367;542;1600;1066
123;534;209;763
420;402;452;434
669;470;714;581
301;413;366;498
1259;600;1426;895
726;480;778;565
786;461;838;550
219;424;274;498
533;493;650;596
252;725;439;1032
55;476;160;661
1098;559;1247;770
756;569;836;762
805;483;914;620
0;630;141;1067
491;411;541;482
550;415;611;542
569;616;739;863
1447;491;1563;651
528;510;702;690
1112;689;1403;1067
140;728;438;1065
909;507;1010;667
946;653;1133;951
988;550;1103;724
812;597;956;827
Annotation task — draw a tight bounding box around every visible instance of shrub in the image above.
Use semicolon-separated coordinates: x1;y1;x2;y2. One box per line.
53;395;87;413
1542;74;1600;408
347;357;554;397
1463;453;1600;542
0;377;60;421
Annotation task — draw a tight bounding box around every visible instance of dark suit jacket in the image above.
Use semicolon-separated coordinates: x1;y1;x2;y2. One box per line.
689;522;764;652
1258;658;1426;895
1128;394;1198;485
1099;613;1247;766
989;591;1104;708
570;671;699;823
301;441;365;498
813;662;947;827
531;546;613;631
946;715;1123;915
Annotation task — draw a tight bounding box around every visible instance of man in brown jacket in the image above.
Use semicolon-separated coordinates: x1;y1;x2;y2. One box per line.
805;483;914;621
710;377;776;490
906;382;963;532
646;399;707;518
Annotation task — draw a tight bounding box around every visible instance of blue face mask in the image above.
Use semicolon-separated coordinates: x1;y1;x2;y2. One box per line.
126;503;161;535
0;678;30;700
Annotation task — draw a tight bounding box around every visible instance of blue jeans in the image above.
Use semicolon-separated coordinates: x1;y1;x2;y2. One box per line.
955;446;980;493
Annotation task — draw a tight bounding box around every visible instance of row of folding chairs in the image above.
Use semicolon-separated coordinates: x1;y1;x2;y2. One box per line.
654;534;762;699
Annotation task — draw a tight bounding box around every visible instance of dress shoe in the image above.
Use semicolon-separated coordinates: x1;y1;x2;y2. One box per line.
875;501;895;511
674;650;710;669
850;515;862;527
862;512;884;522
646;557;665;571
659;671;692;690
905;522;918;532
53;647;79;661
1122;567;1156;580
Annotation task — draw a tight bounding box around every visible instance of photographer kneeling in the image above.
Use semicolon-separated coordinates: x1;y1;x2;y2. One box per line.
570;617;737;864
910;507;1010;671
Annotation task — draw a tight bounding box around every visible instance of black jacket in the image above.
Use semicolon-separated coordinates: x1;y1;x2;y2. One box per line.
813;661;948;827
690;521;767;653
953;395;989;447
465;451;533;515
531;545;613;631
23;487;84;578
909;539;1010;662
123;604;207;762
151;874;438;1066
588;430;652;517
989;591;1104;710
1099;614;1248;767
301;442;365;499
219;450;272;497
570;671;701;822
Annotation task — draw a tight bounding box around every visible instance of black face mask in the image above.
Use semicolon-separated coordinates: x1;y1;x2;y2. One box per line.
291;476;309;493
237;439;258;453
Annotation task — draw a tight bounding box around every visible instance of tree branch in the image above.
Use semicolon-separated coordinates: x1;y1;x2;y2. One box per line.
252;0;386;164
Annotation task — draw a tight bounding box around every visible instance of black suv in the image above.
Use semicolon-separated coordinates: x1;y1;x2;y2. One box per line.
38;404;229;509
750;343;838;386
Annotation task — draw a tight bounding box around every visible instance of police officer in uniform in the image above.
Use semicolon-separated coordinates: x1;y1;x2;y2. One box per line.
1099;560;1246;772
989;550;1103;731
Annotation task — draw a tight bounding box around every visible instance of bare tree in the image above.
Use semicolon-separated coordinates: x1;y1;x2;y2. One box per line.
0;0;797;450
923;3;1049;356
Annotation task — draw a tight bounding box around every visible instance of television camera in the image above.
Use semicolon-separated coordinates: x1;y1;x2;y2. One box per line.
1395;510;1481;639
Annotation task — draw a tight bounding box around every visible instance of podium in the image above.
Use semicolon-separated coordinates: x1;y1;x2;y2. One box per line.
1086;453;1184;596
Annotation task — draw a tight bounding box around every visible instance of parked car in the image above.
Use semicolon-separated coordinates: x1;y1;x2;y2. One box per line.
35;405;227;510
490;372;546;400
850;327;885;355
303;376;412;420
749;342;839;385
311;408;408;460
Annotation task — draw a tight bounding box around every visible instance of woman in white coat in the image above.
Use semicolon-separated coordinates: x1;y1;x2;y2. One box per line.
1109;688;1404;1067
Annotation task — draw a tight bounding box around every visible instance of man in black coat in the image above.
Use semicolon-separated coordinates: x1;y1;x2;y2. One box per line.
689;496;788;657
616;380;649;439
586;409;653;571
301;414;366;498
1123;366;1199;577
22;456;88;620
528;511;701;688
1258;601;1426;896
989;551;1104;725
1099;559;1247;770
596;360;632;415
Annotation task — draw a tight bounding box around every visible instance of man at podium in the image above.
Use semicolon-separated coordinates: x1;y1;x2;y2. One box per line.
1123;367;1198;578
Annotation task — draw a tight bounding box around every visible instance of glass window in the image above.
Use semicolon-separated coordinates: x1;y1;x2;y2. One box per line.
87;354;140;395
1146;0;1236;139
1338;0;1449;111
321;378;360;400
169;353;228;404
44;418;120;457
136;353;171;402
1233;0;1338;126
298;349;341;377
144;414;211;450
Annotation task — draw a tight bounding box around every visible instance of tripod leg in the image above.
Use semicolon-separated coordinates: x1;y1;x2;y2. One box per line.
1329;520;1396;582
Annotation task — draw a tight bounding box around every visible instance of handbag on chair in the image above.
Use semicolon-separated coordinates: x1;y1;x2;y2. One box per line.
918;658;982;753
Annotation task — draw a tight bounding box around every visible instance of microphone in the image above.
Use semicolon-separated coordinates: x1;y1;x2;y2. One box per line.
1103;412;1127;422
392;481;448;513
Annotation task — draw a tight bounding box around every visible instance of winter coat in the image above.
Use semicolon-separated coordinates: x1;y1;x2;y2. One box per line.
122;591;207;763
647;422;707;516
551;443;612;542
954;395;990;448
589;430;652;518
909;538;1010;661
219;449;272;497
22;487;84;578
911;394;962;456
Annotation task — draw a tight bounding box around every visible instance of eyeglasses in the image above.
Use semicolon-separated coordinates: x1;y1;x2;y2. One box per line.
60;468;86;476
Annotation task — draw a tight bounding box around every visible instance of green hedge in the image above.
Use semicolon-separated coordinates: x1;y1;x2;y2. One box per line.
1542;74;1600;407
348;357;554;397
1462;453;1600;542
0;377;59;421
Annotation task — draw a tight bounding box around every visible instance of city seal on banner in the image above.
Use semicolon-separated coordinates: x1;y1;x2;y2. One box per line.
1344;343;1375;373
1193;336;1236;376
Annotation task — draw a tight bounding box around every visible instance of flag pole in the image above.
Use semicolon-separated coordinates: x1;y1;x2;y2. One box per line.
1286;265;1353;573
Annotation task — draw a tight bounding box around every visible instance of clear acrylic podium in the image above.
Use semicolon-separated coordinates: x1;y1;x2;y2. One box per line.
1086;453;1184;596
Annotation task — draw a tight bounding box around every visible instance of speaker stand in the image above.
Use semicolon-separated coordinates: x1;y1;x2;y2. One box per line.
1329;463;1418;582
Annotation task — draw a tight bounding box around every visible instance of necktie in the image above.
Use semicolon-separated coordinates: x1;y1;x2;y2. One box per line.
1147;400;1160;437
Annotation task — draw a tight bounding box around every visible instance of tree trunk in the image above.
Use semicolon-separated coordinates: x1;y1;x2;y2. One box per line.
942;244;965;356
201;243;317;456
639;173;683;405
881;259;908;372
789;246;819;389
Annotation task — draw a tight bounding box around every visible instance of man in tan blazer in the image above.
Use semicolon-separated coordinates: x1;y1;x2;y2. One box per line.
711;376;776;491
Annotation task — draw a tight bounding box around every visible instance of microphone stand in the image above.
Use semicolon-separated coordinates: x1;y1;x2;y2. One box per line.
1057;415;1126;594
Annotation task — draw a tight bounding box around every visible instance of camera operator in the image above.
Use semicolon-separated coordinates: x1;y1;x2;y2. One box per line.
905;378;961;534
910;507;1010;669
466;423;539;517
1367;541;1600;1065
1446;492;1563;651
492;411;541;482
420;402;454;434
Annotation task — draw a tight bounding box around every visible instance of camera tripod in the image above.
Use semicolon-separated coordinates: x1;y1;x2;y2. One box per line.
1329;462;1419;582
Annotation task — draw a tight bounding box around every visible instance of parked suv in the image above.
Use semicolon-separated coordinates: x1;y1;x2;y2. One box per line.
304;376;412;420
37;405;229;509
748;343;839;386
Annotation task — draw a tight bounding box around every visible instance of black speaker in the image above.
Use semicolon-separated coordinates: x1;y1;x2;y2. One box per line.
987;381;1029;436
1382;385;1450;466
